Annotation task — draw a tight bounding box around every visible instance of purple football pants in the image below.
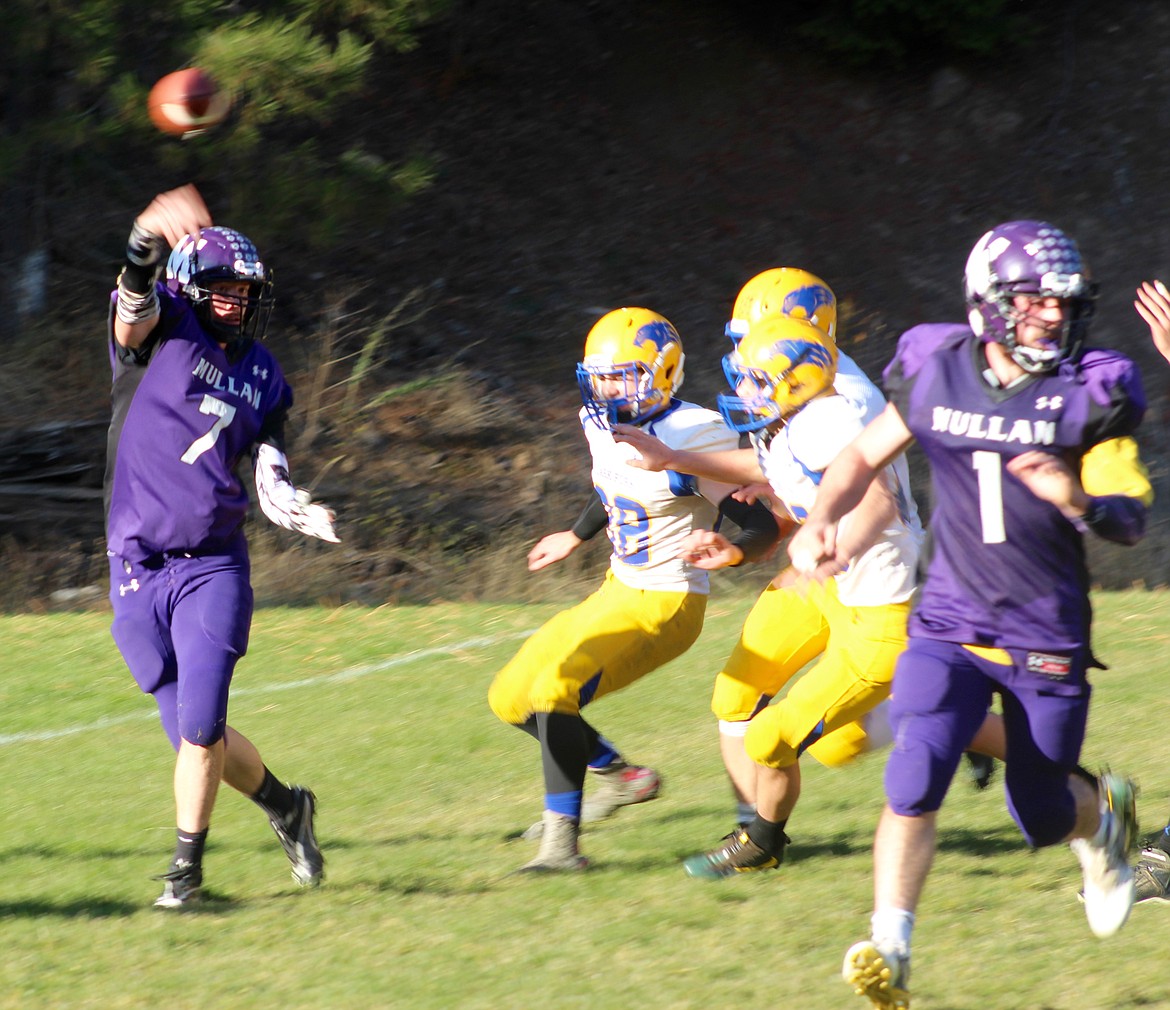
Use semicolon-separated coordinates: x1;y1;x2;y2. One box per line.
884;637;1091;847
109;545;252;750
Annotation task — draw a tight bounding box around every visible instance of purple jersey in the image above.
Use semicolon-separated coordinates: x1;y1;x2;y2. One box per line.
884;323;1145;652
104;285;293;561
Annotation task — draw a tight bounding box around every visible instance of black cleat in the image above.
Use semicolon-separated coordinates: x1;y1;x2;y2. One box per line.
683;828;786;879
153;860;203;909
269;786;324;887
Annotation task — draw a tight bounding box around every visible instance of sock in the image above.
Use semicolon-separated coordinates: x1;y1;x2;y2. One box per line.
871;908;914;958
545;790;584;820
252;767;294;820
588;735;621;771
745;814;789;857
536;711;588;820
174;827;208;873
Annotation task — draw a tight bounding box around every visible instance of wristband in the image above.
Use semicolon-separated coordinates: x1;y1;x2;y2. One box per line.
126;219;168;267
115;270;160;324
1077;495;1147;545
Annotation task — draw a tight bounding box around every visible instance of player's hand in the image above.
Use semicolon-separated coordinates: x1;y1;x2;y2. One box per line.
1136;280;1170;365
288;493;340;543
677;529;742;570
788;518;837;576
527;530;581;571
612;423;673;471
135;184;212;248
731;482;770;505
1006;450;1087;517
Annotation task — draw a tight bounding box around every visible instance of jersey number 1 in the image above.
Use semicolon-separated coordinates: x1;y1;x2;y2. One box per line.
972;450;1006;544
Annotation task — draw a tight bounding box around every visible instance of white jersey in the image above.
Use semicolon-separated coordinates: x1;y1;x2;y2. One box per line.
833;351;921;546
834;351;886;420
582;399;740;594
756;391;924;607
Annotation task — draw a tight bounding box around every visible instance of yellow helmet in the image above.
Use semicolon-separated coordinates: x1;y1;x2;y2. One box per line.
577;308;685;426
726;268;838;344
718;315;837;432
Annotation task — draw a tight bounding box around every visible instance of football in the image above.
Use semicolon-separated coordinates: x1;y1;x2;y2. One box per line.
147;68;230;137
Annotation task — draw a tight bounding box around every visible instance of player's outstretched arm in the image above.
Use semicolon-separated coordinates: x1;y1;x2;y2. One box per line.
612;423;763;484
253;443;340;543
817;468;900;579
527;489;609;571
114;184;213;349
1135;280;1170;365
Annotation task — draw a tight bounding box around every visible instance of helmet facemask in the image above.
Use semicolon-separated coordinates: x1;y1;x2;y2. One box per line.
717;317;838;434
188;275;274;349
989;284;1096;374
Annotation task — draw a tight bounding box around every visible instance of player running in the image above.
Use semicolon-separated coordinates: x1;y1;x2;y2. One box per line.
615;301;926;878
488;307;778;871
789;221;1154;1008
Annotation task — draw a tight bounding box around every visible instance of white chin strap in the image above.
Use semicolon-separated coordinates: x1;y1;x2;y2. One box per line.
1011;338;1061;371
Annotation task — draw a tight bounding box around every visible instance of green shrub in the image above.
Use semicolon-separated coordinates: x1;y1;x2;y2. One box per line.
740;0;1036;69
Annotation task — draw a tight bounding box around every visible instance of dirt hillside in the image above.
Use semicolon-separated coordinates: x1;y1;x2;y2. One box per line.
5;0;1170;608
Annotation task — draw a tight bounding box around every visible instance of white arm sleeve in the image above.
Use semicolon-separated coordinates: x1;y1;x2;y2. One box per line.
253;442;340;543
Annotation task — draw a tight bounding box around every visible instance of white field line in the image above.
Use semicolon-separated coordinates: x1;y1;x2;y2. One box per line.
0;628;535;747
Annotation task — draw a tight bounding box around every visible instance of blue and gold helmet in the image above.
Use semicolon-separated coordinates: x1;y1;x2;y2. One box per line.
725;268;837;345
718;315;837;432
576;308;686;427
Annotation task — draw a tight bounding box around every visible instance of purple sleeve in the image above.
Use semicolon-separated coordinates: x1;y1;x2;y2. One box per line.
882;323;971;413
1074;495;1147;545
1076;349;1146;440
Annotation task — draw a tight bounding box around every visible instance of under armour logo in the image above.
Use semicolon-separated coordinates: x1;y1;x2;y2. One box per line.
119;579;140;596
253;365;269;380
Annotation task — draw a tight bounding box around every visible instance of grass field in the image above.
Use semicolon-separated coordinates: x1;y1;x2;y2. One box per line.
4;588;1170;1009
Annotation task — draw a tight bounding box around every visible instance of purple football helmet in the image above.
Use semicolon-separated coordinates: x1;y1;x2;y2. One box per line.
963;220;1097;372
166;226;274;348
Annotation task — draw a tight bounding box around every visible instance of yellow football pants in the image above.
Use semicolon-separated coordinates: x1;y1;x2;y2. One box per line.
488;569;707;723
711;578;909;768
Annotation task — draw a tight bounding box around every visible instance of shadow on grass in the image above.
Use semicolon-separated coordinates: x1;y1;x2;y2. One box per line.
0;888;248;919
0;897;141;918
341;876;497;897
934;824;1027;857
0;843;155;862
